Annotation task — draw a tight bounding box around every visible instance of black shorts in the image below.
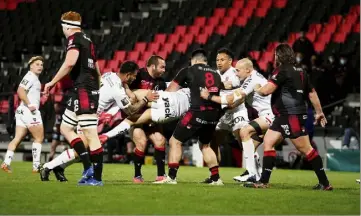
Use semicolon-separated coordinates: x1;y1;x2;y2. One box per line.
270;114;308;139
173;110;221;144
66;88;99;115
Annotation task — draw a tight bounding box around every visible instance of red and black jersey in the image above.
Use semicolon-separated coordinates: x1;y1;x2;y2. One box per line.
66;32;99;91
268;63;314;116
129;68;166;90
173;63;223;111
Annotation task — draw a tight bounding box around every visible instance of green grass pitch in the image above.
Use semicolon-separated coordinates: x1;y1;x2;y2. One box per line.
0;162;359;215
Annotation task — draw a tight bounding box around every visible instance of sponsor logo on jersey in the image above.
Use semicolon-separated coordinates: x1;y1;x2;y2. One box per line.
21;79;29;86
162;97;171;118
88;58;95;69
208;87;219;92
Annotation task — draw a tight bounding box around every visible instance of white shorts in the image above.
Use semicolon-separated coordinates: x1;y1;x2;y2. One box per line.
150;95;178;123
15;105;43;128
216;108;249;132
258;112;275;126
62;109;98;130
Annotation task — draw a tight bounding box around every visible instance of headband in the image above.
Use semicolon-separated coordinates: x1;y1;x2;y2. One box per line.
61;20;81;29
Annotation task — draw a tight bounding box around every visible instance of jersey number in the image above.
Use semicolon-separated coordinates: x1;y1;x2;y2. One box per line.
205;72;215;87
74;99;79;112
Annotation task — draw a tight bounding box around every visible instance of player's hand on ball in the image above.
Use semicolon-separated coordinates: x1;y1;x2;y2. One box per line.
146;90;159;102
314;112;327;127
200;87;210;99
223;81;233;90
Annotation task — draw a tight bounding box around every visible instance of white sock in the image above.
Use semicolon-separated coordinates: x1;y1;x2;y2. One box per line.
242;139;257;176
254;151;262;179
105;121;131;138
60;157;80;169
4;150;14;165
32;142;42;169
44;149;76;170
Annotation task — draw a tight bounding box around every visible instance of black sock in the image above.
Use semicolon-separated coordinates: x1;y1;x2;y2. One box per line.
90;147;104;181
154;147;166;176
71;138;91;170
133;148;144;177
209;166;220;181
260;150;276;184
306;149;329;186
168;163;179;180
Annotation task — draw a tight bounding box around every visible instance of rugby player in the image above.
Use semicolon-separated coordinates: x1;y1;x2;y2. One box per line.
244;44;332;190
43;11;103;185
40;61;158;182
155;49;224;185
202;48;249;183
201;58;274;182
1;56;44;173
128;55;168;183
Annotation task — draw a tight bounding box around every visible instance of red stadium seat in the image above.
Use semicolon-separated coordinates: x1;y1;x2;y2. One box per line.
259;0;272;9
137;60;146;68
222;17;234;27
97;59;106;72
313;41;326;53
174;26;187;35
245;0;258;10
333;32;347;43
207;16;220;27
337;23;352;34
249;51;261;61
232;0;245;9
158;51;168;59
353;22;360;33
167;34;181;44
309;23;323;34
329;15;343;25
242;7;254;19
106;60;120;71
266;42;280;52
195;34;209;44
255;7;268;18
215;25;229;36
235;16;248;27
287;32;300;45
0;1;6;10
305;31;316;42
161;43;174;54
0;100;9;114
127;51;140;61
213;8;226;18
261;51;274;62
182;34;194;45
350;5;360;16
141;51;154;61
147;42;160;53
274;0;287;8
114;51;126;62
202;25;215;36
103;67;112;73
257;60;268;72
317;32;332;44
227;8;240;18
187;25;200;36
6;1;17;10
194;17;207;27
323;23;337;34
154;34;167;44
175;43;188;53
134;42;147;52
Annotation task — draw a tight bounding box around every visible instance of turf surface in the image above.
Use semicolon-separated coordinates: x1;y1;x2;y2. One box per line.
0;162;359;215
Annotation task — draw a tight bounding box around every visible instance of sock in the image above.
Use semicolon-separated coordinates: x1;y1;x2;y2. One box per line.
105;121;131;138
32;142;42;169
44;149;76;170
306;149;329;186
71;137;91;170
254;151;262;179
4;150;14;165
90;147;104;181
209;166;220;181
242;139;257;176
60;158;80;169
154;146;166;176
133;148;144;177
168;163;179;180
259;150;276;184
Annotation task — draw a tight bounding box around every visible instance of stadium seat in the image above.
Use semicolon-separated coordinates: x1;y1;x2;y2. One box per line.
213;8;226;18
174;26;187;35
222;17;235;27
187;25;201;36
232;0;245;9
333;32;347;43
249;51;261;61
141;51;154;61
207;16;220;27
147;42;161;53
314;41;326;53
175;43;188;53
215;25;229;36
194;17;206;27
127;51;140;61
167;34;181;44
97;59;106;72
106;60;120;71
227;8;240;18
114;51;126;62
309;24;323;34
161;43;175;55
202;25;216;36
195;33;209;44
235;16;248;27
134;42;147;52
182;34;194;45
353;22;360;33
255;7;268;18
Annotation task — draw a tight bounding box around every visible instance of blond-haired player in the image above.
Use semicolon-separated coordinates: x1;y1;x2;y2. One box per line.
1;56;44;173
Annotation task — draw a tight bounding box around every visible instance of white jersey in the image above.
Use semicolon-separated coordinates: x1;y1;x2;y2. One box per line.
217;66;246;112
19;71;41;109
240;70;272;116
97;72;131;114
151;88;190;123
